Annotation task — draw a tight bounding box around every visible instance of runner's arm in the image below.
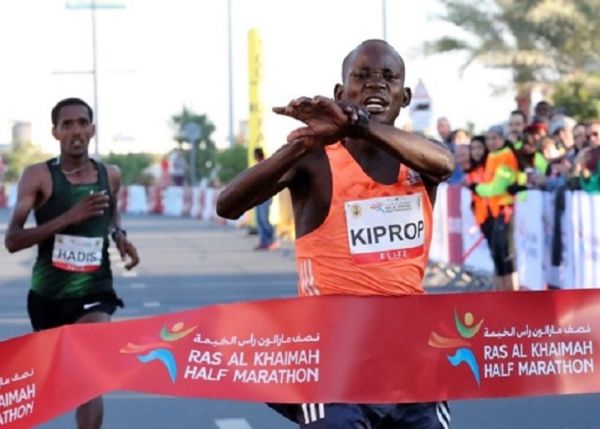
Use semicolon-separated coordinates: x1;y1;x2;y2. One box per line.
216;139;312;219
274;97;454;183
107;165;139;269
5;166;110;253
365;122;455;183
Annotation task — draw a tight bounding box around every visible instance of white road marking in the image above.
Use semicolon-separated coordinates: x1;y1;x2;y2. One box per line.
129;282;147;289
0;317;29;325
122;270;139;278
215;418;254;429
142;301;161;308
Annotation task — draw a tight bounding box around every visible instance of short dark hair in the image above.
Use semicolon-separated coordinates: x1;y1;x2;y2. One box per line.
341;39;404;81
253;147;265;161
510;110;527;121
51;98;93;127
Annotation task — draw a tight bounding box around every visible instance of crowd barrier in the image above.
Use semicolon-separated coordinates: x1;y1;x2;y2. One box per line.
1;184;224;221
118;185;223;220
431;183;600;290
2;182;599;289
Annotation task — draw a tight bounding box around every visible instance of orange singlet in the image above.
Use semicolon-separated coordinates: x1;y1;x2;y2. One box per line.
295;143;433;297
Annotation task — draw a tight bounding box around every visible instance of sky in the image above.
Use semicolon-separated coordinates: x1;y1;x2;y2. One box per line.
0;0;532;156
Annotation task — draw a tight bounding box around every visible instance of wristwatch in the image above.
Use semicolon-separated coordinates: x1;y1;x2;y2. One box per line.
110;227;127;241
347;107;371;138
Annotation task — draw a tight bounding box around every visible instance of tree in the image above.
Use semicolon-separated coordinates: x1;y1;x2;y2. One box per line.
2;141;49;183
424;0;600;116
216;144;247;185
171;107;217;183
102;152;158;185
552;78;600;122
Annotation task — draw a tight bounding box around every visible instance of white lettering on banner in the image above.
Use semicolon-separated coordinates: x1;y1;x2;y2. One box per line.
184;366;229;381
183;348;321;385
52;234;102;272
187;350;223;365
253;350;319;366
480;322;596;381
345;194;425;264
0;402;34;425
484;362;514;377
232;368;319;384
518;359;594;375
0;384;35;407
530;341;593;357
0;384;35;425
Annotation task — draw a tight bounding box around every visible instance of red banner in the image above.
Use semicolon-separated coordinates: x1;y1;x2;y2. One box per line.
2;290;600;428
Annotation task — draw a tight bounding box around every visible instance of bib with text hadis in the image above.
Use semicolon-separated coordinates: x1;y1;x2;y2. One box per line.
52;234;103;272
344;194;425;264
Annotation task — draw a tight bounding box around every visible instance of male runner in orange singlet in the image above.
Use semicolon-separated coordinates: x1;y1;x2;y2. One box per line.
217;39;454;429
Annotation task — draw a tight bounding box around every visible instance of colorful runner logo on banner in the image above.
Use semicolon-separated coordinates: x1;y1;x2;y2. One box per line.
120;322;197;383
429;309;484;385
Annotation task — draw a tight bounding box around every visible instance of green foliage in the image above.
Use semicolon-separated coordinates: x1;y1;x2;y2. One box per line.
216;144;248;184
172;107;217;182
426;0;600;94
102;152;157;185
2;142;50;182
552;79;600;122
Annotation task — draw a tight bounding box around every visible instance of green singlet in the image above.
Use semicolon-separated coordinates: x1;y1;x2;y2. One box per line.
31;158;113;299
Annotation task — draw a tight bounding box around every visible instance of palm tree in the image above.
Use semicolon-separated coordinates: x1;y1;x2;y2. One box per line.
425;0;600;117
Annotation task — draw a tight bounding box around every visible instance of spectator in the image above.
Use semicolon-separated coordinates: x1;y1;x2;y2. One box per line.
579;146;600;193
549;115;576;159
585;121;600;148
470;124;519;291
509;131;550;193
573;121;600;177
533;100;553;124
572;123;588;154
436;116;452;148
540;136;562;162
507;110;526;147
446;128;470;184
168;149;186;186
464;135;492;241
253;147;278;251
523;122;546;149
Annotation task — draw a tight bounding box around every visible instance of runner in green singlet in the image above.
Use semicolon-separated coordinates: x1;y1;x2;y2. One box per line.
4;97;139;429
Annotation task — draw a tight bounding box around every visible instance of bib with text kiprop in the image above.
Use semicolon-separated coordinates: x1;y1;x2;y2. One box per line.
344;194;425;264
52;234;103;272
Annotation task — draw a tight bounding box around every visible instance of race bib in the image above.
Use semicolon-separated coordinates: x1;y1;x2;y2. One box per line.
52;234;103;272
344;194;425;264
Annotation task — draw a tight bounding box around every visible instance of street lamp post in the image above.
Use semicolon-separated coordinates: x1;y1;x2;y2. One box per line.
382;0;387;41
64;0;125;157
227;0;235;147
90;1;99;156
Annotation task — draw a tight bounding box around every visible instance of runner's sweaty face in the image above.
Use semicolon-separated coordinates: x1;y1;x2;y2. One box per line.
336;41;409;126
52;104;95;159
